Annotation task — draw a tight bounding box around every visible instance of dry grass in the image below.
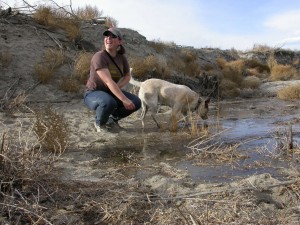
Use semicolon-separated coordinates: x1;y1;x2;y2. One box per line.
74;51;93;84
33;105;70;153
44;48;66;69
33;5;81;40
277;84;300;100
129;55;171;78
251;43;274;53
0;122;63;224
149;39;166;53
105;16;118;28
266;53;299;81
34;62;55;84
34;48;66;84
170;49;202;77
74;5;102;20
241;76;261;89
33;5;57;28
270;64;298;81
219;79;240;98
245;58;270;73
186;130;244;165
59;18;81;40
59;77;81;93
0;50;12;68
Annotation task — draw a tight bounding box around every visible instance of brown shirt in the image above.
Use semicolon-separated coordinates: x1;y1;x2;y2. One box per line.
85;50;130;91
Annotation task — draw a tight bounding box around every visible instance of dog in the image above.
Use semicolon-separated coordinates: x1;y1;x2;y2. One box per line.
129;69;210;130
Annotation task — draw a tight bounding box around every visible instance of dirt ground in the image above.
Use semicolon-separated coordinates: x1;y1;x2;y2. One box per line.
2;95;300;224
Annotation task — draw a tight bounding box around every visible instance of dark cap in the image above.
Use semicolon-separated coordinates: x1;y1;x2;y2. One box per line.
103;27;123;39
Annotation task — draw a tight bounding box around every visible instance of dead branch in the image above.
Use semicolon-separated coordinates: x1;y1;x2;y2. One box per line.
156;179;297;200
45;32;63;49
0;202;53;225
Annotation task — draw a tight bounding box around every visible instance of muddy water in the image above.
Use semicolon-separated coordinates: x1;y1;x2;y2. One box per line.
88;98;300;183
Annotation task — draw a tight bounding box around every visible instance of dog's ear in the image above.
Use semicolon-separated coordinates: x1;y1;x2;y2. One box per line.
204;97;210;107
198;97;210;107
205;97;210;103
130;67;133;74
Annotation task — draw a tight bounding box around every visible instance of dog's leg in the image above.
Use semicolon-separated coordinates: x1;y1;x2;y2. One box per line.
147;102;160;128
167;107;180;131
140;102;148;129
150;112;160;128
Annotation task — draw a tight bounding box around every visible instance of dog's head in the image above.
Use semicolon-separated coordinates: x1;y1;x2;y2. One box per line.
197;97;210;120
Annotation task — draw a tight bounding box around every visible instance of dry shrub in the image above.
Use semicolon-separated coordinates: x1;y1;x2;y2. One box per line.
33;105;70;153
217;58;245;86
227;59;246;74
0;50;12;68
220;79;240;98
267;53;277;70
183;61;202;77
145;55;171;78
1;92;28;113
167;54;185;74
34;48;66;84
34;62;55;84
149;39;166;53
105;16;118;28
33;5;57;28
130;55;171;78
174;49;201;77
0;124;62;224
44;48;66;69
270;64;298;81
222;66;243;85
59;18;81;40
277;84;300;100
74;5;102;20
246;68;268;79
202;63;215;71
241;76;261;89
74;51;93;83
59;77;81;93
129;57;146;78
216;57;227;69
252;44;274;53
33;5;81;40
245;59;270;73
292;58;300;67
181;49;197;63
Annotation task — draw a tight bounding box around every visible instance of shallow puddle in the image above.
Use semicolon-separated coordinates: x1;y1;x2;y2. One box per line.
87;98;300;183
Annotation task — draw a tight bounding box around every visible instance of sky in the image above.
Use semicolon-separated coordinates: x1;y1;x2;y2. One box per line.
2;0;300;51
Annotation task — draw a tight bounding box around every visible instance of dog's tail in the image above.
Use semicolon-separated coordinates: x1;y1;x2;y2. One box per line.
129;68;142;87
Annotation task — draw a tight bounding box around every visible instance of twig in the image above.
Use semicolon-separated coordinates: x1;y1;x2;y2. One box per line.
0;202;53;225
45;32;63;49
154;179;297;200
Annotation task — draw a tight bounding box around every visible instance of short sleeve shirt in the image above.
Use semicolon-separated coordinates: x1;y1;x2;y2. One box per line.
85;50;130;91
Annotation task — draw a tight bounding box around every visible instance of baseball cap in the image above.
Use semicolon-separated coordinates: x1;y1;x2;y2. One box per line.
103;27;123;39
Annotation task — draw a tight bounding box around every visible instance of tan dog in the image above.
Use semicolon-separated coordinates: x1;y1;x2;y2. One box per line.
129;71;210;130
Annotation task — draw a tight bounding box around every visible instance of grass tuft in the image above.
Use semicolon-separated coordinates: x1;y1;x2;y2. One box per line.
74;51;92;84
74;5;102;20
59;77;81;93
33;105;70;153
34;62;55;84
277;84;300;100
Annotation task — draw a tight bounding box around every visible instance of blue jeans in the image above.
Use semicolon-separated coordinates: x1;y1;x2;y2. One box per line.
84;90;141;126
